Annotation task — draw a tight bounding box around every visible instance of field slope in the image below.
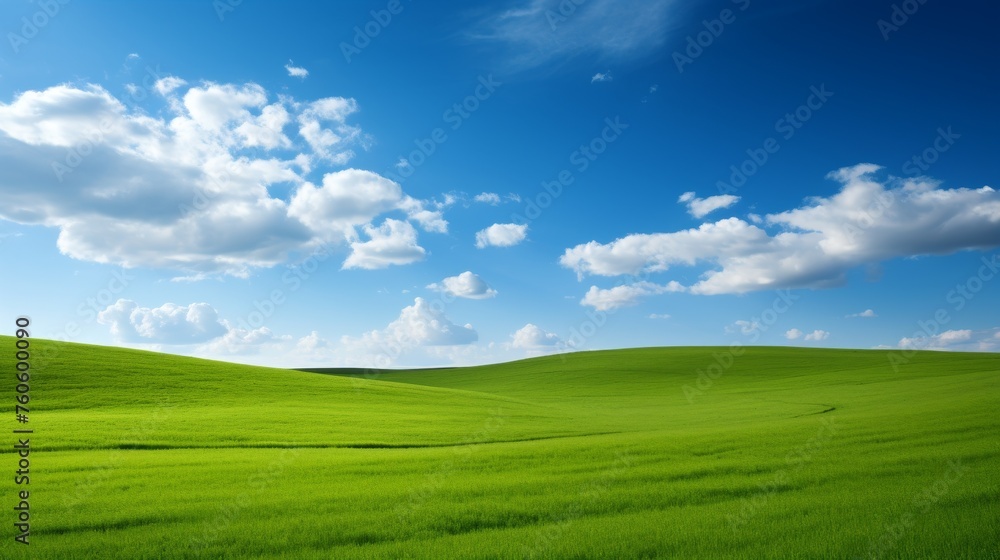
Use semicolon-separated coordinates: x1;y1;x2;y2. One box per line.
1;339;998;559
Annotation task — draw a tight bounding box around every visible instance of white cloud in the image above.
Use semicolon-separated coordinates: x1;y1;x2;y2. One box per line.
0;81;441;276
805;330;830;341
428;271;498;299
580;281;684;311
900;329;972;350
476;223;528;248
561;165;1000;295
848;309;878;318
649;84;659;93
898;329;1000;352
591;72;612;83
786;328;828;342
296;331;332;352
285;61;309;79
154;76;187;96
183;82;269;131
98;299;227;344
648;313;671;320
511;323;562;349
481;0;672;70
202;326;292;355
342;219;426;270
296;97;362;163
471;192;519;205
341;298;478;366
288;169;404;233
474;192;501;205
730;320;760;336
677;191;740;219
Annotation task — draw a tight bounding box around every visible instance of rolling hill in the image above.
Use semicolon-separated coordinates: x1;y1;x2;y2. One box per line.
1;338;997;558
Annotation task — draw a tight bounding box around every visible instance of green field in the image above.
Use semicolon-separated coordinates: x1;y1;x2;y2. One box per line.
1;337;998;559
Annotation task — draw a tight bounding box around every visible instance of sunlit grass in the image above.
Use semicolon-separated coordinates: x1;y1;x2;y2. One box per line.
1;339;997;558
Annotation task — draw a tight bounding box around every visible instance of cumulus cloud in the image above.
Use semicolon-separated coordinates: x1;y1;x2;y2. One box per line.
480;0;672;70
296;331;333;353
805;330;830;341
897;329;1000;352
729;320;760;336
296;98;363;164
97;298;298;357
428;271;498;299
899;329;973;350
511;323;562;349
288;169;406;233
475;223;528;248
785;328;828;342
474;192;501;205
591;72;612;83
341;298;478;366
471;192;519;205
848;309;877;318
154;76;187;96
285;61;309;79
342;219;426;270
561;165;1000;295
580;281;684;311
202;326;292;355
0;81;442;275
677;191;740;218
98;299;228;344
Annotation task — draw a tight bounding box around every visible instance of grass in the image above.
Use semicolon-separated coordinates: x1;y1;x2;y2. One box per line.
1;338;998;558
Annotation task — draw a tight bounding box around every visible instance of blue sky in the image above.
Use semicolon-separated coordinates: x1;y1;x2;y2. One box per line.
1;0;998;367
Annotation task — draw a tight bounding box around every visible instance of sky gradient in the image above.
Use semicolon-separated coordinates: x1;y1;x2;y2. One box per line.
1;0;998;367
